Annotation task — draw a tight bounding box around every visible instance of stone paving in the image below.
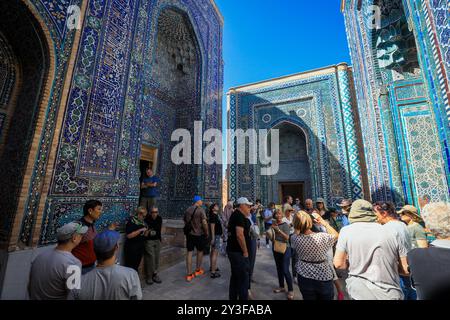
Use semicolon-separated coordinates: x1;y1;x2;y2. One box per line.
142;240;348;300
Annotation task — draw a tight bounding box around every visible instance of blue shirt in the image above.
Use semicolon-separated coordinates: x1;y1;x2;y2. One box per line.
142;176;160;198
263;209;273;225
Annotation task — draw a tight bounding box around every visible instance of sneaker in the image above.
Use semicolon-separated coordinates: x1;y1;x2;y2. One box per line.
337;291;345;300
185;274;195;282
152;274;162;284
266;244;270;249
145;279;154;285
210;272;221;279
194;268;205;276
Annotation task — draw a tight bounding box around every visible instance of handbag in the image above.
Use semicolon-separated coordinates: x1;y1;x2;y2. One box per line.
270;228;287;254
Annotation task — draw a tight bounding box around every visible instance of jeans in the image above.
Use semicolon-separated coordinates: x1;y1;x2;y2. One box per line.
297;275;334;300
400;275;417;300
248;239;257;289
273;248;293;292
144;239;161;279
228;251;250;300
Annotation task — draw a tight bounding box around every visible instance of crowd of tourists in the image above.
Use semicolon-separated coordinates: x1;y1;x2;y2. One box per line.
219;196;450;300
27;182;450;300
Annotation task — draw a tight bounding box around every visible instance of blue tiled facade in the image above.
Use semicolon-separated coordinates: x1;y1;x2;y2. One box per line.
0;0;223;247
342;0;450;206
228;65;367;207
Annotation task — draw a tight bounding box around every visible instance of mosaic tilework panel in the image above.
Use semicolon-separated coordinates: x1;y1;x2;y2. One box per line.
40;0;75;40
403;111;449;202
343;0;450;204
15;0;83;245
9;0;223;244
229;69;364;207
39;198;136;246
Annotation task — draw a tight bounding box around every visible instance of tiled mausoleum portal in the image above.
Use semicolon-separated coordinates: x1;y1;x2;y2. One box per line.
228;64;368;207
0;0;223;297
342;0;450;206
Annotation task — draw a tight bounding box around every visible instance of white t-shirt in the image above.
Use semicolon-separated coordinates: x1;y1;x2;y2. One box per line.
336;222;405;300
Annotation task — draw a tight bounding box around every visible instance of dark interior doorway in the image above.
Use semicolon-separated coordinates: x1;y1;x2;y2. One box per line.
279;182;304;205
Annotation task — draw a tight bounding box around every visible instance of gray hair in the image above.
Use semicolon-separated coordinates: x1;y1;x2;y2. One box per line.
421;202;450;239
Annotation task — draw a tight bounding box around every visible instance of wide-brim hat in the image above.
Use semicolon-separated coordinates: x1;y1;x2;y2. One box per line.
397;205;422;221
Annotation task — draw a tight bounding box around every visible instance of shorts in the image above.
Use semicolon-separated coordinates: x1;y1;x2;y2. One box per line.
186;234;206;252
211;235;221;249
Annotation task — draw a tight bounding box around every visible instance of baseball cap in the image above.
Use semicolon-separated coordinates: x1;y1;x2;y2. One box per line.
94;230;121;253
193;195;202;203
56;222;88;241
283;203;294;213
316;198;325;203
236;197;253;206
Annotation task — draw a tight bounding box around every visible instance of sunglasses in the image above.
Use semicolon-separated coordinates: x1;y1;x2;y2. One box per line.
151;211;158;213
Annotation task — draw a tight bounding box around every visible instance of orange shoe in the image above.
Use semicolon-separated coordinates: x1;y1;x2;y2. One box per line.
194;268;205;276
185;274;195;282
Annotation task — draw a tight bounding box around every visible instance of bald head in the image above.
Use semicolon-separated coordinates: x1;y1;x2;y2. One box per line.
305;199;313;210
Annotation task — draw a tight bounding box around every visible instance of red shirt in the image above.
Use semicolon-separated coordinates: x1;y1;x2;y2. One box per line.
71;217;97;267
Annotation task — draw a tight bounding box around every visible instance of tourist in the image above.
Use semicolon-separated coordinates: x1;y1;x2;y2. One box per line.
227;197;252;300
263;202;275;248
140;168;160;212
282;204;295;233
72;200;103;274
304;198;322;232
315;198;328;217
71;230;142;300
291;211;338;300
293;198;302;212
221;201;234;255
373;201;414;300
333;199;408;300
209;203;222;278
184;196;209;282
282;195;293;213
408;202;450;299
337;198;352;217
326;207;349;232
124;206;149;272
254;199;265;247
143;206;162;285
398;205;428;249
248;204;260;298
28;222;86;300
268;208;294;300
304;199;314;214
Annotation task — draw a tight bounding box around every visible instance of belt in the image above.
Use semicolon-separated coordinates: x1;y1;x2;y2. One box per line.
300;259;326;264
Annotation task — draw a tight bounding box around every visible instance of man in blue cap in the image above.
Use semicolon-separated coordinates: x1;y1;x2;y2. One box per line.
183;196;209;282
71;230;142;300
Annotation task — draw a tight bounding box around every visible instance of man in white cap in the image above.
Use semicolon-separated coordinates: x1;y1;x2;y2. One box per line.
28;222;87;300
227;197;252;300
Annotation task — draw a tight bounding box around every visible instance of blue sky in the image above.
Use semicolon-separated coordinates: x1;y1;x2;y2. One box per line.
215;0;352;170
215;0;351;91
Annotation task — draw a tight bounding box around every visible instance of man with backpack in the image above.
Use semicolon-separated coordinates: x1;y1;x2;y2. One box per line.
183;196;209;282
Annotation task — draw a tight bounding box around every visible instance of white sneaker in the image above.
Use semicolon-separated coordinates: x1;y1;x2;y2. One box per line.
266;244;270;249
